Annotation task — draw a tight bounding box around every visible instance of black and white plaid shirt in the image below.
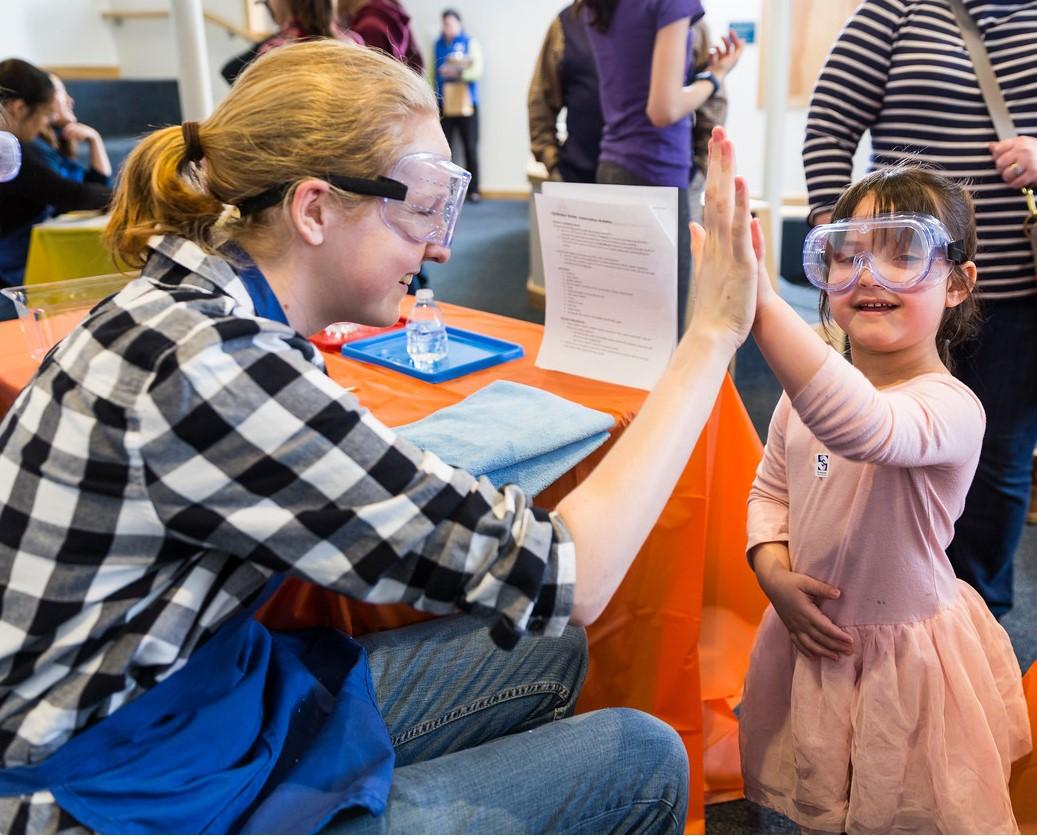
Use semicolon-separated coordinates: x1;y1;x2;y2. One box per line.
0;236;574;833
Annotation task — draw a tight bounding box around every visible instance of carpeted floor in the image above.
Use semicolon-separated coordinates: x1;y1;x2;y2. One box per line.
434;197;1037;834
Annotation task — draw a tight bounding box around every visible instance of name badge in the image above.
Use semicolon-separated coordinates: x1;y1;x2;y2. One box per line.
815;453;830;478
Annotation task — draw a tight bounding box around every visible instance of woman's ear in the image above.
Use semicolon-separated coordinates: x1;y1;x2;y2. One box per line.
289;179;331;246
5;99;29;126
945;261;977;309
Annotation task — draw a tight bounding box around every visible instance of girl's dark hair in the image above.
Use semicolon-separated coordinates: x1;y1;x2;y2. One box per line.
819;164;981;370
576;0;619;32
0;58;55;110
441;8;462;23
287;0;334;38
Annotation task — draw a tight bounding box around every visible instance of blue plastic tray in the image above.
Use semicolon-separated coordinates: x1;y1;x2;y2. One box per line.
341;326;524;382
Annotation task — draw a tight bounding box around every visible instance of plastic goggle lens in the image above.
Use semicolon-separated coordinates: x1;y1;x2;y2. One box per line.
804;214;958;293
381;154;471;247
824;228;931;286
0;132;21;183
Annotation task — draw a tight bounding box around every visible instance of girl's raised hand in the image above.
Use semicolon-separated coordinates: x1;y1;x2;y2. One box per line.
750;215;780;316
688;126;757;351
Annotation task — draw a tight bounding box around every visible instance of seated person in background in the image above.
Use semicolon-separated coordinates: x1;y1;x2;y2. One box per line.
0;59;111;288
338;0;424;74
34;73;112;185
221;0;363;85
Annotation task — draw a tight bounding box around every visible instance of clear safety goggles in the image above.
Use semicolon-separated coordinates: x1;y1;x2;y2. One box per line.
238;153;471;248
380;153;470;247
0;131;21;182
803;212;965;293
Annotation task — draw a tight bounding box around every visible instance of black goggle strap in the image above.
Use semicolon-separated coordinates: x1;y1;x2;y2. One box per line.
945;239;966;264
237;175;408;216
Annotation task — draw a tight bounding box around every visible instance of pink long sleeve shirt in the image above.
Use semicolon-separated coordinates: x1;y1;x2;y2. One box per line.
748;350;985;627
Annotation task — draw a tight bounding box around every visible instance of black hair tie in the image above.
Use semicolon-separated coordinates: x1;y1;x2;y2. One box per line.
181;121;204;164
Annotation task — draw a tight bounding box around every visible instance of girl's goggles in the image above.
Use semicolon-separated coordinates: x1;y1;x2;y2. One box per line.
803;212;965;293
237;153;471;248
0;131;21;182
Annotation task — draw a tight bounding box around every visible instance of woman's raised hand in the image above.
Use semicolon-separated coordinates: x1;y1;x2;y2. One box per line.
708;31;745;80
688;126;758;351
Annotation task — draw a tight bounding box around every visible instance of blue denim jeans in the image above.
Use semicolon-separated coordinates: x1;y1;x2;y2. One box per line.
948;295;1037;616
322;615;689;834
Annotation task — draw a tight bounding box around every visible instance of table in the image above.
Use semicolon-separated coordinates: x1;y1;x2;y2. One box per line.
23;212;121;285
0;299;769;831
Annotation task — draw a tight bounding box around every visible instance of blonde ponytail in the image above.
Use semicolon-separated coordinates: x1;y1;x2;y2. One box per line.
103;41;439;269
103;125;225;269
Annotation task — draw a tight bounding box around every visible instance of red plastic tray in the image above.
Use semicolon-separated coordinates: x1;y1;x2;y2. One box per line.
308;317;406;352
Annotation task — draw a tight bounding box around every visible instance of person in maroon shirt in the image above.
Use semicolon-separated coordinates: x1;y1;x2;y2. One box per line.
339;0;424;74
222;0;363;85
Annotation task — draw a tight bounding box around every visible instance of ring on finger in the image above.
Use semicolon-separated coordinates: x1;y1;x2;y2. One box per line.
1010;162;1024;178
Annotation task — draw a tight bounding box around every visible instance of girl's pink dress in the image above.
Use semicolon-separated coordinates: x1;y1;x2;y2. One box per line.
740;350;1032;834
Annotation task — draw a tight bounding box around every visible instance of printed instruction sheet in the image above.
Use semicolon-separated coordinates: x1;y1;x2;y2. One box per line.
534;183;677;390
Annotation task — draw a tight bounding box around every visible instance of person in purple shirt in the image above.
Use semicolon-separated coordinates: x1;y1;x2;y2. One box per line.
581;0;742;333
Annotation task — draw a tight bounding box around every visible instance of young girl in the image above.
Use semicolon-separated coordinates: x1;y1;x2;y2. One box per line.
707;126;1033;833
0;42;759;834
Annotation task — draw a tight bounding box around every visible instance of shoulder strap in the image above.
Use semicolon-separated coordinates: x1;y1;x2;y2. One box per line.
946;0;1017;141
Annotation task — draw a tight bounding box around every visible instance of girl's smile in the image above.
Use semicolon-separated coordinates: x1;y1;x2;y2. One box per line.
850;294;901;315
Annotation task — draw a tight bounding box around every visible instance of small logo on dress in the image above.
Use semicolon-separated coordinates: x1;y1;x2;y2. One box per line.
815;453;830;478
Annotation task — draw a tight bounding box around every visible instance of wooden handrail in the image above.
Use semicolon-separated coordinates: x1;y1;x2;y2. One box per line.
102;9;268;42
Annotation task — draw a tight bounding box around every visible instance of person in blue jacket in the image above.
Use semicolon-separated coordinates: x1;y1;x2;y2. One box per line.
433;8;483;201
0;40;760;834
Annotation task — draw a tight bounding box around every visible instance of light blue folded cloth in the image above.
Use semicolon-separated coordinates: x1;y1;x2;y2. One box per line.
395;380;616;497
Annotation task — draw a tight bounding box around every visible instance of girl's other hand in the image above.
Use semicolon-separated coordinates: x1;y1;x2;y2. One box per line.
688;126;757;351
757;562;854;661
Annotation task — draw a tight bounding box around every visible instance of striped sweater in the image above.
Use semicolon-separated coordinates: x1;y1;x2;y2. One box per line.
804;0;1037;299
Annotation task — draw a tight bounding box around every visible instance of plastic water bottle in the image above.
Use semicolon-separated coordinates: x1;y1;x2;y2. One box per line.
406;288;449;370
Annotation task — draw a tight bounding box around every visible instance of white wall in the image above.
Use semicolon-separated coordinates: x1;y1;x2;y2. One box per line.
698;1;871;201
0;0;119;67
1;0;868;198
103;0;266;109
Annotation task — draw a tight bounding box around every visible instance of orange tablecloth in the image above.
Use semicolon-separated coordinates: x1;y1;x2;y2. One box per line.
0;299;768;831
0;320;42;417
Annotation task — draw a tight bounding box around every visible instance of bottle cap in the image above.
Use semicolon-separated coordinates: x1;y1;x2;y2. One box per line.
415;288;434;301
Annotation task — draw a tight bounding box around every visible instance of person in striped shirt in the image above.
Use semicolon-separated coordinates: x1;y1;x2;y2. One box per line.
803;0;1037;617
